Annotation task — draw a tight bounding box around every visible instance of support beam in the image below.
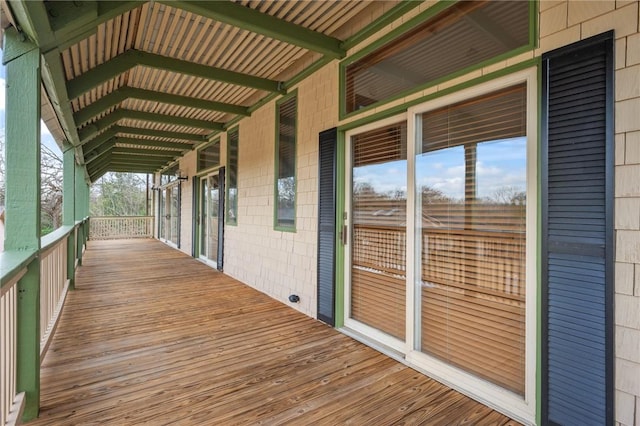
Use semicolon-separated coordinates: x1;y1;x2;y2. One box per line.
160;1;345;59
6;3;82;146
112;137;195;151
3;28;42;422
44;1;145;51
77;109;223;141
62;145;77;289
111;147;181;158
84;141;115;165
74;86;250;126
67;49;284;100
80;125;204;151
114;126;206;143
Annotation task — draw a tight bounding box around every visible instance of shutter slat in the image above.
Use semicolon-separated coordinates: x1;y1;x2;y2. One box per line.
543;34;612;425
317;128;337;326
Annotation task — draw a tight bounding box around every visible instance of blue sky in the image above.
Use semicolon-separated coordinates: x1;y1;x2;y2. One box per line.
0;49;62;156
355;137;527;201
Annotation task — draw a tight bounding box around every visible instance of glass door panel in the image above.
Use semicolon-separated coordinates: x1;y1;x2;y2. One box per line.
416;84;527;395
348;122;407;341
199;171;223;268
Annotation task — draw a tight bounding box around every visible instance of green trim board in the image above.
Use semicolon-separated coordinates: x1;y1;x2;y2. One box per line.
74;86;250;127
160;1;345;59
273;90;298;232
341;0;424;51
112;137;195;151
338;0;537;120
67;49;284;100
338;58;540;133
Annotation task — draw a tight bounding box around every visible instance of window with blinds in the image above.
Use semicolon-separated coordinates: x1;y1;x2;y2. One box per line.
275;94;297;230
227;128;239;225
198;140;220;172
351;121;407;340
416;84;527;395
344;1;530;114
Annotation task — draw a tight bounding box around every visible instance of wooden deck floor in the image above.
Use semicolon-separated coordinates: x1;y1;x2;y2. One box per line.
31;239;518;425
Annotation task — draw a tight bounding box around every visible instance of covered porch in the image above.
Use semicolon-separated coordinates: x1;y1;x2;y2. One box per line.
30;238;515;425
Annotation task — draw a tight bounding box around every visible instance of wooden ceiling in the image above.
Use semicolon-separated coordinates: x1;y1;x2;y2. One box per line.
1;0;417;182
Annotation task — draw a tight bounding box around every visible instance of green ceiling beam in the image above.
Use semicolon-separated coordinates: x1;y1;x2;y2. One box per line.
80;127;120;150
67;49;284;100
112;147;181;158
44;1;145;51
84;140;115;165
77;109;222;141
6;2;82;146
81;125;204;149
115;126;205;143
161;1;345;59
74;86;250;126
113;137;194;151
86;153;113;174
111;154;173;163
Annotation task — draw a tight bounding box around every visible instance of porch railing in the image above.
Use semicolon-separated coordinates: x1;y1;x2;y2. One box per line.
89;216;154;240
0;218;89;426
39;228;72;357
1;266;26;426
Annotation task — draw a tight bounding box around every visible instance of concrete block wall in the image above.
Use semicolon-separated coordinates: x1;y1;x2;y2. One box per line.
538;1;640;424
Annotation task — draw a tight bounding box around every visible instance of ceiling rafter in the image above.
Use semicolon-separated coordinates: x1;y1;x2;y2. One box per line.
44;1;145;51
159;1;345;59
74;86;251;127
80;125;203;153
78;109;221;142
67;49;285;100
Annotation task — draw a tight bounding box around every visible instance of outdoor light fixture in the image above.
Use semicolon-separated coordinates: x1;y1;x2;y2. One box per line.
176;169;188;181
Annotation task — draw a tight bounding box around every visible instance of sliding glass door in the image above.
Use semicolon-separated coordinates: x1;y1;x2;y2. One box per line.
345;118;407;350
343;69;537;422
159;183;180;247
199;169;224;270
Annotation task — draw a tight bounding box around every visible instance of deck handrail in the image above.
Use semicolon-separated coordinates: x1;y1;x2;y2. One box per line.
89;216;154;240
0;217;89;426
1;266;27;426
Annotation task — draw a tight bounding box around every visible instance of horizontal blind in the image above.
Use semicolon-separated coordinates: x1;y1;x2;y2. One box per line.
345;1;530;113
351;122;407;340
419;85;527;395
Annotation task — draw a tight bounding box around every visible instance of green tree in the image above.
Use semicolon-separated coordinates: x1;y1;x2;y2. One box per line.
90;172;149;216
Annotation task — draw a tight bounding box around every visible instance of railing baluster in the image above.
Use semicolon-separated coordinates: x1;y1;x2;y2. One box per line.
89;216;154;240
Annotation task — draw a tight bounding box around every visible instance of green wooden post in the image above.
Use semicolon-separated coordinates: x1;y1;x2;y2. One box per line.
63;145;77;289
74;162;85;265
3;27;42;422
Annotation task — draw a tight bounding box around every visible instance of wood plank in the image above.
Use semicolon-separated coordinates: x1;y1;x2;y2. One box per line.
30;239;520;425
